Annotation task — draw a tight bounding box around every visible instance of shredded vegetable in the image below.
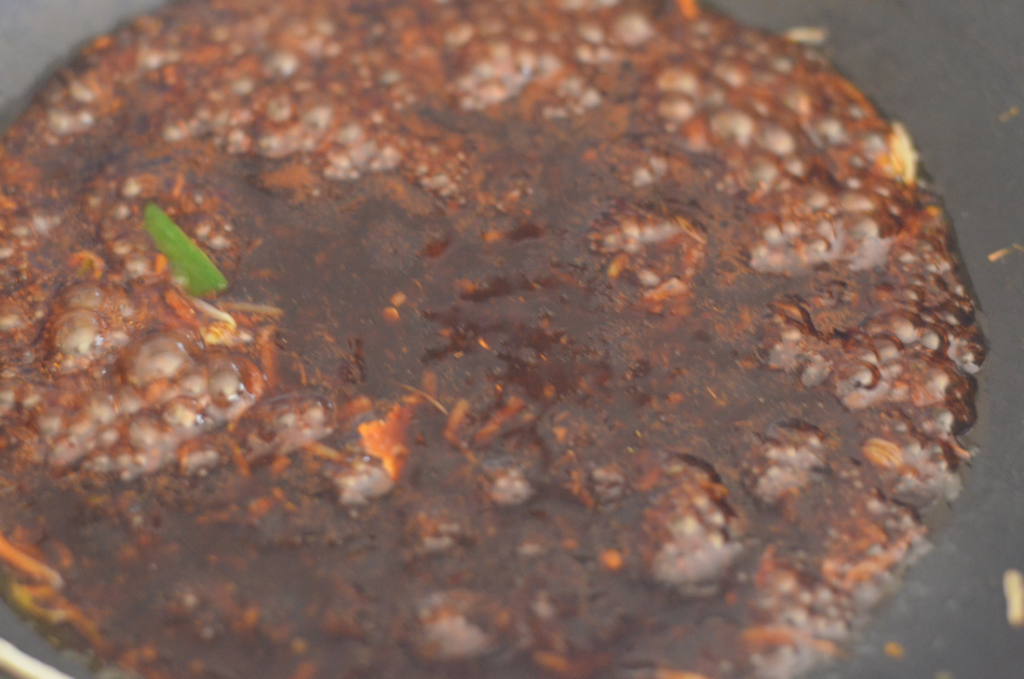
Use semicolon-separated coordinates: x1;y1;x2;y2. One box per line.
143;203;228;297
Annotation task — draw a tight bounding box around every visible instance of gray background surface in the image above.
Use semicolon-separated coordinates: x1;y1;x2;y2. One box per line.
1;1;1023;678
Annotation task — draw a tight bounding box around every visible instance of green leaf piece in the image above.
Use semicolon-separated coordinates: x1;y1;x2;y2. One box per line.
143;203;228;297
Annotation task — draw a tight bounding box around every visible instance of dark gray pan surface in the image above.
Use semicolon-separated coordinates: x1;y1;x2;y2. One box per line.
1;1;1022;678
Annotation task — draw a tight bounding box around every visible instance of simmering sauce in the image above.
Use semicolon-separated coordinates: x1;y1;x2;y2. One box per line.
0;1;983;678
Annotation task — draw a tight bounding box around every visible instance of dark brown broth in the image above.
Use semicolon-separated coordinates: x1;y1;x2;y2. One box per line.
0;1;983;678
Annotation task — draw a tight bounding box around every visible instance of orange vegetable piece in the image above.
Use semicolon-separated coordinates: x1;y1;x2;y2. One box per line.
0;530;63;589
359;403;414;480
676;0;700;20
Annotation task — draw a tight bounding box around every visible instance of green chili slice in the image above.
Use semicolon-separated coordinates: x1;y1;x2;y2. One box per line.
143;203;228;297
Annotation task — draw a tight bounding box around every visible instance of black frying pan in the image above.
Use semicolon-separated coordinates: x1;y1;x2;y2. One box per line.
1;1;1022;678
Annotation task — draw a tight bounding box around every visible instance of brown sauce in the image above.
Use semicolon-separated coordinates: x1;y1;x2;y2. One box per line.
0;1;983;678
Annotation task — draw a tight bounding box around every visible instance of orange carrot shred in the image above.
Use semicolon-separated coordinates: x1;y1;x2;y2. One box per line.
0;530;63;589
676;0;700;20
359;404;414;480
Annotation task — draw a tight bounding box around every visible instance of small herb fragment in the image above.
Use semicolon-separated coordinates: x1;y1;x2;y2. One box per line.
143;203;228;296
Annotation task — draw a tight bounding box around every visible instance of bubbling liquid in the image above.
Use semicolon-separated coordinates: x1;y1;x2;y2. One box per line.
0;1;982;678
